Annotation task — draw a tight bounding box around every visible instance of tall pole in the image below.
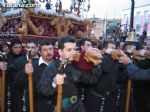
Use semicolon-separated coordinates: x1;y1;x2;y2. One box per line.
125;1;135;112
1;69;6;112
28;50;34;112
130;0;135;31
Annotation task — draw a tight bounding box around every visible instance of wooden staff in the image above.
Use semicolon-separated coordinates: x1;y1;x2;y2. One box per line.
0;73;2;111
28;49;34;112
57;84;63;112
57;59;69;112
125;79;132;112
1;68;6;112
0;52;7;112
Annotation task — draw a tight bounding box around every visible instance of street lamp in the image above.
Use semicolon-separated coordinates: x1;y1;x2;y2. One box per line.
130;0;135;31
125;0;137;42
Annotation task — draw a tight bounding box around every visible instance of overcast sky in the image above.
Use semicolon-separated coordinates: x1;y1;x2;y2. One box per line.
5;0;149;19
60;0;149;19
60;0;131;19
86;0;131;18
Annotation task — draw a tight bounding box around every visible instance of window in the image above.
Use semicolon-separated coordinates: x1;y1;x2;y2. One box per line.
124;14;128;24
136;12;141;25
136;24;140;32
144;11;149;24
124;14;128;30
143;11;149;31
136;12;141;32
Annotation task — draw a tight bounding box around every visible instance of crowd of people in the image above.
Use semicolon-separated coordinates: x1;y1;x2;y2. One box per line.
0;35;149;112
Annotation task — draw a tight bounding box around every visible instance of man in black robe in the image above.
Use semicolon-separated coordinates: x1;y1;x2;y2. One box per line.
10;38;38;112
13;40;55;112
37;35;102;112
3;39;23;112
85;41;128;112
123;42;150;112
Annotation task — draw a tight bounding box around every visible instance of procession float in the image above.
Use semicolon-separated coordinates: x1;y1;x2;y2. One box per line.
0;1;98;112
0;0;96;43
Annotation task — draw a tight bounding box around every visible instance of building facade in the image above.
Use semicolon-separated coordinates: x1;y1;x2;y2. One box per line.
89;18;121;41
88;18;105;39
121;0;150;37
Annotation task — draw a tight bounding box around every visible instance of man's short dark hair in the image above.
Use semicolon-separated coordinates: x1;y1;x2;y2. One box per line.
58;35;75;49
122;41;138;50
10;39;22;47
102;41;116;49
26;38;38;46
78;38;91;50
39;40;53;51
0;41;8;51
97;41;103;50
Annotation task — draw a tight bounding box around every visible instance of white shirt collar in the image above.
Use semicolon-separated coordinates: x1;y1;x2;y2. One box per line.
38;57;49;66
26;55;29;61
